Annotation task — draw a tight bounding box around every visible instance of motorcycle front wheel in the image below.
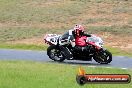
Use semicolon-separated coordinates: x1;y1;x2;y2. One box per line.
47;45;65;62
93;49;112;64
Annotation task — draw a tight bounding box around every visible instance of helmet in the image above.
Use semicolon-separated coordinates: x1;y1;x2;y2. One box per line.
74;24;84;37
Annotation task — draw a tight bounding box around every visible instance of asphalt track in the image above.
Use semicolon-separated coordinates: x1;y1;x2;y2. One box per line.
0;49;132;69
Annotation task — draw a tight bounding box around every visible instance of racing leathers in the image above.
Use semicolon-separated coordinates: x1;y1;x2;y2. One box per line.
59;29;91;59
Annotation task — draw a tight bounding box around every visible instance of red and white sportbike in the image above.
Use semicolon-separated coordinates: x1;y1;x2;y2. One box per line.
44;32;112;64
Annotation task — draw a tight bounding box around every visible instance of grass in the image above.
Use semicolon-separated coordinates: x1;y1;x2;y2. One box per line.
0;0;131;42
0;25;131;42
86;25;132;36
84;17;121;24
0;27;67;42
0;27;47;42
0;43;47;51
0;60;131;88
0;0;86;23
0;0;87;42
105;46;132;57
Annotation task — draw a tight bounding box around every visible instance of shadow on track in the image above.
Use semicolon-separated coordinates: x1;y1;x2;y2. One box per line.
47;60;111;66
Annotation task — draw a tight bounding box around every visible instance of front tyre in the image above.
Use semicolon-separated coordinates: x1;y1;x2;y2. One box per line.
47;45;65;62
94;49;112;64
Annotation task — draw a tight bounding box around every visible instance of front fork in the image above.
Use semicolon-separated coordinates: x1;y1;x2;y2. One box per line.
97;48;107;61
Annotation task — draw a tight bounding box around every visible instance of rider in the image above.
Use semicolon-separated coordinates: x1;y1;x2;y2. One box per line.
70;24;91;51
60;24;91;59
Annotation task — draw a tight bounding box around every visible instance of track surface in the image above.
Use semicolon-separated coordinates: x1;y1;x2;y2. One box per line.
0;49;132;69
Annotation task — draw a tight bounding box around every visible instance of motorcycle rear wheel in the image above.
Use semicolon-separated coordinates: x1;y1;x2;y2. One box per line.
47;45;65;62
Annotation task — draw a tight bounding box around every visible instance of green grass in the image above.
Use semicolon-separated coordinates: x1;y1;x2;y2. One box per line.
0;43;47;51
105;46;132;57
0;60;131;88
0;27;67;42
0;27;47;42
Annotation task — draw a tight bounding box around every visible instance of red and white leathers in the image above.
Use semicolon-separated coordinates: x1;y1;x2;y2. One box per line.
68;25;91;48
59;25;91;59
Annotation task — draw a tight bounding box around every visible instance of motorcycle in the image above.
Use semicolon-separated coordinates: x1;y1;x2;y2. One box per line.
44;32;112;64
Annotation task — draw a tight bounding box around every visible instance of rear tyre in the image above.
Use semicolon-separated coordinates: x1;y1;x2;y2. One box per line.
47;45;65;62
94;49;112;64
